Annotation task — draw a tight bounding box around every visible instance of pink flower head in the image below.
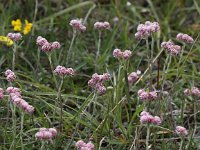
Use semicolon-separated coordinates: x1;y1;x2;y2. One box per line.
113;49;123;58
76;140;94;150
24;105;35;114
140;111;162;125
94;21;111;30
128;72;139;84
54;66;75;76
135;21;160;40
35;128;57;141
138;89;158;101
41;42;52;52
161;41;181;56
5;69;16;82
49;128;57;137
7;33;22;41
175;126;188;136
102;73;110;81
96;83;106;95
76;140;86;149
113;49;132;60
191;87;200;97
70;19;86;32
88;73;110;95
140;114;154;124
51;41;61;49
6;87;21;94
176;33;193;44
123;50;132;59
152;116;162;125
184;89;190;96
36;36;48;46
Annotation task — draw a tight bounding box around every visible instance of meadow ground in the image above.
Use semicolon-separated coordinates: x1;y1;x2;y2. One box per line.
0;0;200;149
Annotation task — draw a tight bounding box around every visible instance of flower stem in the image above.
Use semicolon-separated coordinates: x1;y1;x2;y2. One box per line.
47;54;58;89
35;47;40;77
146;124;150;150
58;77;64;132
179;137;184;150
20;112;24;150
12;43;17;71
66;29;76;66
11;103;16;150
95;31;101;72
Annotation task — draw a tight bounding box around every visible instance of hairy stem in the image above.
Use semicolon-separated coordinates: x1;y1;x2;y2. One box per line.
146;125;150;150
20;112;24;150
12;43;17;71
58;77;64;132
95;31;102;72
66;29;76;65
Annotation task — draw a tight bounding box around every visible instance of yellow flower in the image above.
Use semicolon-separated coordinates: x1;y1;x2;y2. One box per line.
11;19;22;31
0;36;14;46
23;20;33;35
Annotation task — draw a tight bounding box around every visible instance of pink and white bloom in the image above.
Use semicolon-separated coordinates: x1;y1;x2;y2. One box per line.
161;41;181;56
5;69;16;82
7;33;22;41
94;21;111;30
138;89;158;101
175;126;188;136
113;49;132;60
135;21;160;40
176;33;193;43
35;128;57;140
76;140;94;150
140;111;162;125
70;19;86;32
88;73;110;95
54;66;75;76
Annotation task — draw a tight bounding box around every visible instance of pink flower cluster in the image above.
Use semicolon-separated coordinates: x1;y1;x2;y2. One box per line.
5;69;16;82
140;111;162;125
175;126;188;136
7;33;22;41
76;140;94;150
184;87;200;97
35;128;57;140
0;88;4;100
6;87;34;114
138;89;158;101
88;73;110;95
69;19;86;32
128;72;140;84
135;21;160;40
176;33;193;44
54;66;75;76
94;21;110;30
161;41;181;56
36;36;61;52
113;49;132;60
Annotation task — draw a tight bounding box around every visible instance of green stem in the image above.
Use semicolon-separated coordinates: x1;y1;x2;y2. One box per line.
36;47;40;74
66;29;76;65
12;43;17;71
58;77;64;132
40;141;45;150
20;112;24;150
47;54;58;89
95;31;102;72
11;103;16;150
146;125;150;150
179;137;184;150
123;62;131;121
